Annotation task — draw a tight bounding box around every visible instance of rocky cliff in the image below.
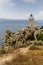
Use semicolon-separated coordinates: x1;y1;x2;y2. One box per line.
2;25;43;49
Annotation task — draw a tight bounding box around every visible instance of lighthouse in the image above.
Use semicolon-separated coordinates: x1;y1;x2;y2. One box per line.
29;14;34;27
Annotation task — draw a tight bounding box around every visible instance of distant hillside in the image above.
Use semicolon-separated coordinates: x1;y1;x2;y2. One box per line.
0;19;27;24
0;18;43;26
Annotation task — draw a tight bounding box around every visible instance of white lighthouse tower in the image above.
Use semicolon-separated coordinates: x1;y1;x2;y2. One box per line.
29;14;34;27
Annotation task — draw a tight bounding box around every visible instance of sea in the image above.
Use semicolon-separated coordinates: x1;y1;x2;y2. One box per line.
0;19;43;44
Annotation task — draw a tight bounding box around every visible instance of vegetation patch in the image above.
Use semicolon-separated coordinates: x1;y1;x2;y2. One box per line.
29;44;40;50
36;34;43;41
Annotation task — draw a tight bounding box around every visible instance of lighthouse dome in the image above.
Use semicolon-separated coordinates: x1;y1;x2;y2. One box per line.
29;14;34;19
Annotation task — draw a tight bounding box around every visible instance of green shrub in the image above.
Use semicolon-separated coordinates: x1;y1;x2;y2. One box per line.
36;34;43;41
0;48;8;54
29;44;39;50
34;41;43;46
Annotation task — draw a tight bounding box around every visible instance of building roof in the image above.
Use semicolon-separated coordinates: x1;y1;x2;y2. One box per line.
30;14;33;17
29;14;34;19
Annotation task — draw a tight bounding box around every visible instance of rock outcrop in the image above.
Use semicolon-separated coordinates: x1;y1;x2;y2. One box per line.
2;26;43;48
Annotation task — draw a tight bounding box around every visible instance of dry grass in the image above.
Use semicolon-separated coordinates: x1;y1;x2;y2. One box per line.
4;49;43;65
0;46;43;65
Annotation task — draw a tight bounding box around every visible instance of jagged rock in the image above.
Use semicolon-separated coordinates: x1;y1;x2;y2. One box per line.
2;26;43;48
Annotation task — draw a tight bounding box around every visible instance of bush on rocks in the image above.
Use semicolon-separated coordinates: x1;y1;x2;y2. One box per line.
36;34;43;41
29;44;39;50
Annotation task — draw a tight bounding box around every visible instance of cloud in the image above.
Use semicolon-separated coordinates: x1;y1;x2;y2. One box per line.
0;6;43;20
0;0;10;4
0;0;16;7
22;0;35;3
0;0;43;20
35;11;43;20
9;3;16;7
1;8;43;20
12;10;43;20
0;8;29;20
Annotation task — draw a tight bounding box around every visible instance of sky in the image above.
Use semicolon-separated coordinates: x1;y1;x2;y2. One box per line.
0;0;43;20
